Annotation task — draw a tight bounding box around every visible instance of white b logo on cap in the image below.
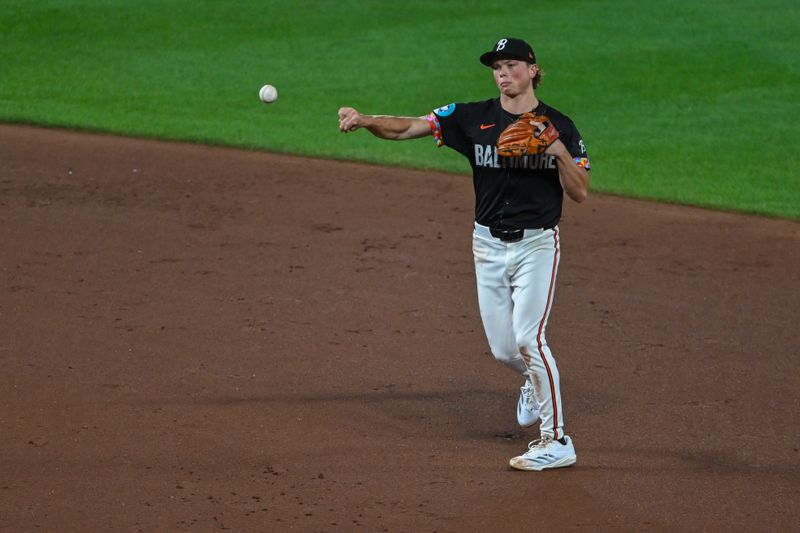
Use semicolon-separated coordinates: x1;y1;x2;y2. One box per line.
496;38;508;51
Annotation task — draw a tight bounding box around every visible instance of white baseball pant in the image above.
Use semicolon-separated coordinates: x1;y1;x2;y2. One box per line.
472;222;565;440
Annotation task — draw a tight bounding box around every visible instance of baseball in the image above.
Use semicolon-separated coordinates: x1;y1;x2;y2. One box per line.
259;84;278;104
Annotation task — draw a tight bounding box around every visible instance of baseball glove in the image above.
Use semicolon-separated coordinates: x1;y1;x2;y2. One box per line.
497;113;559;157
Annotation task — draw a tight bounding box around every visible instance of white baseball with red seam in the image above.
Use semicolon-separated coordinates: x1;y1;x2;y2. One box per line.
259;84;278;103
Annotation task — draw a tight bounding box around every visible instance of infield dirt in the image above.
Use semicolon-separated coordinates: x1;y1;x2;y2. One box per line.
1;124;798;531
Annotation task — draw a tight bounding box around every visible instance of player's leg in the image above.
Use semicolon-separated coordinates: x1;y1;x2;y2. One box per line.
507;227;576;470
472;230;525;374
473;227;540;427
509;227;565;440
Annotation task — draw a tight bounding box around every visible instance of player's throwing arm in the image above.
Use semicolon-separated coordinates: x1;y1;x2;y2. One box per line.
337;107;430;140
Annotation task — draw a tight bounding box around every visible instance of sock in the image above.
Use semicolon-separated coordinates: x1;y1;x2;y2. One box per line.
557;437;567;445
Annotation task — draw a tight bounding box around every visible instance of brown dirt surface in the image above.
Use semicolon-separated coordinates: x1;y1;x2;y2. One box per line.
1;124;798;532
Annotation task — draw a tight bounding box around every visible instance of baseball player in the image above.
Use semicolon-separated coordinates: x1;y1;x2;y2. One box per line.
338;37;590;471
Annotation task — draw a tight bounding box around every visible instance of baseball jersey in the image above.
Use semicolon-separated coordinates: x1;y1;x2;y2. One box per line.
427;99;590;229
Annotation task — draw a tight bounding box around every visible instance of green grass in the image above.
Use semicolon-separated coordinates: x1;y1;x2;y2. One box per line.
1;0;798;219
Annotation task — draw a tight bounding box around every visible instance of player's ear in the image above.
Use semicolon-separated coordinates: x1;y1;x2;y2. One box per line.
529;63;539;78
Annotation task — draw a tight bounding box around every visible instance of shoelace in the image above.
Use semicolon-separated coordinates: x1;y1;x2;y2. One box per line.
527;436;554;450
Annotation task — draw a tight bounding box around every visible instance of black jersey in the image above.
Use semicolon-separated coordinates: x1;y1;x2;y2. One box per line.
428;98;590;229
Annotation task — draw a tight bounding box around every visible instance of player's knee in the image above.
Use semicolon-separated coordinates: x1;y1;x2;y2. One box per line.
518;342;547;366
516;328;545;352
490;347;519;367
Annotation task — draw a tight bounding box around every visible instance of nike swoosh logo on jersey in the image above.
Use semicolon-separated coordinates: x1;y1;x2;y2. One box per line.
480;123;496;130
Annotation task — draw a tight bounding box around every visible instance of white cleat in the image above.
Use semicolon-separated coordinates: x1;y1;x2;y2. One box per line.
516;379;540;427
509;435;577;471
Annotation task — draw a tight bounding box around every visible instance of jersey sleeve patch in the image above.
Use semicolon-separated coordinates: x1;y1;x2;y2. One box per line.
574;156;591;170
433;103;456;117
426;113;444;147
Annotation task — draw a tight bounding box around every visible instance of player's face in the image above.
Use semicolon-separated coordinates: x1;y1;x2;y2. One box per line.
492;59;536;96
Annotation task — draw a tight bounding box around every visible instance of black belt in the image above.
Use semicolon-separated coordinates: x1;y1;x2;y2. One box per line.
489;227;525;242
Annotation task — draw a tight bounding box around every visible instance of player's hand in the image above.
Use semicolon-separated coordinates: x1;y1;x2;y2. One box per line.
524;119;565;157
338;107;363;133
529;120;566;157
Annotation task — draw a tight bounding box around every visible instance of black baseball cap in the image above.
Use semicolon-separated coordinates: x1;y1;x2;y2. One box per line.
480;38;536;66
